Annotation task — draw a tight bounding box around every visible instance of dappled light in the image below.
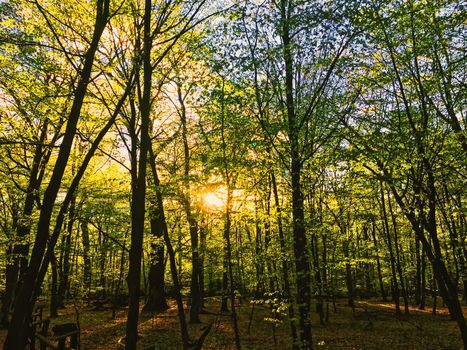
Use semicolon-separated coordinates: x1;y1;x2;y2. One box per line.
0;0;465;349
201;191;226;210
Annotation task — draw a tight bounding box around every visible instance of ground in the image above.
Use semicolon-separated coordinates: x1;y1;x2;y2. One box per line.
0;298;463;349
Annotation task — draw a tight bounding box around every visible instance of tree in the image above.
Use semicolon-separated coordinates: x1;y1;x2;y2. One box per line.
343;0;466;344
5;0;111;347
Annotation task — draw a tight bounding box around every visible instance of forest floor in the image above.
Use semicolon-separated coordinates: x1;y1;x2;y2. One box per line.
0;298;464;349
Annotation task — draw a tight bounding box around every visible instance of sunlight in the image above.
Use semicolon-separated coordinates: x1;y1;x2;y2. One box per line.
201;191;225;209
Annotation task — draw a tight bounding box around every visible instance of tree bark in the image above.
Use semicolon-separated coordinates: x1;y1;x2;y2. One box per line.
2;119;49;327
81;220;92;293
271;171;298;347
4;2;110;348
143;149;169;313
57;196;75;308
371;219;387;302
177;82;201;323
380;184;400;315
125;0;152;346
387;191;409;314
280;0;312;346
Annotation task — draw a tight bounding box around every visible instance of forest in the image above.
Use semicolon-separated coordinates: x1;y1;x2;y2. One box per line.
0;0;465;349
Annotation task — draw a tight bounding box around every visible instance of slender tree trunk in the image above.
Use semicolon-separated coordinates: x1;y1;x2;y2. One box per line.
199;223;206;309
153;162;191;349
390;180;467;346
4;2;110;348
81;220;92;293
254;201;264;297
363;226;373;297
310;188;325;318
2;121;47;327
432;275;437;315
380;184;400;315
31;74;133;312
415;234;421;306
2;245;15;327
112;230;128;319
271;172;298;348
217;77;241;349
125;0;152;346
188;219;201;323
57;196;76;308
371;219;387;301
165;229;191;349
98;230;107;298
321;233;329;323
225;189;241;350
419;248;426;310
176;83;201;323
148;147;190;346
310;230;324;324
1;208;18;328
440;180;467;306
387;192;409;314
280;1;312;345
264;184;275;293
50;255;59;318
342;233;354;310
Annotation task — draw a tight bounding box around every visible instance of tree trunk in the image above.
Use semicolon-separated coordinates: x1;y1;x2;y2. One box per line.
176;83;201;323
254;201;264;297
199;223;206;309
57;196;75;308
419;248;426;310
50;255;59;318
4;2;110;348
143;205;169;312
143;148;169;313
371;219;387;301
271;171;298;347
389;180;467;346
2;121;47;328
342;234;354;310
188;219;201;323
81;220;92;293
125;0;152;346
415;234;421;306
387;191;409;314
224;188;241;350
380;184;400;315
280;0;312;345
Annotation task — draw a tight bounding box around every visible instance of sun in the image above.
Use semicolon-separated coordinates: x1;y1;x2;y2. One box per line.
201;191;225;209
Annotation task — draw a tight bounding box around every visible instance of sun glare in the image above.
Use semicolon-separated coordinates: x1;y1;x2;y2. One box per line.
202;191;225;209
